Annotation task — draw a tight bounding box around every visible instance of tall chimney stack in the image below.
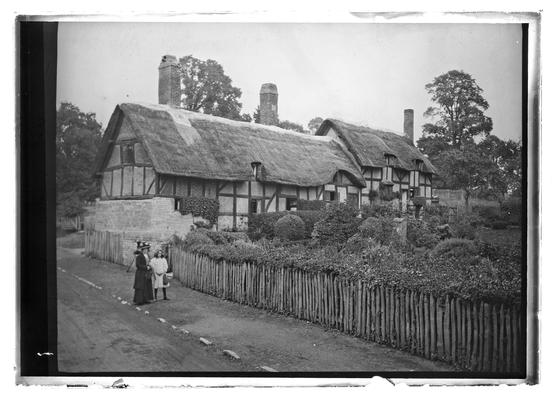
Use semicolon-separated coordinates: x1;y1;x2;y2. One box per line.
403;109;414;144
259;83;278;126
158;55;181;107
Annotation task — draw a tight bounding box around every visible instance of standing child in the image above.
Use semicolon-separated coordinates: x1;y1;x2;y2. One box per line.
151;250;170;300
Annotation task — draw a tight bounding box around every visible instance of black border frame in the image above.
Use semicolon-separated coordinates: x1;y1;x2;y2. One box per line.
17;19;537;382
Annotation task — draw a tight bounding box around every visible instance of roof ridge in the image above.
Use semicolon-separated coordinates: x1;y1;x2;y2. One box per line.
124;102;333;143
327;118;410;140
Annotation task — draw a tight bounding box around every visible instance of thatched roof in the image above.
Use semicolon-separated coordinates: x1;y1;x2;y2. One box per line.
96;103;365;187
316;119;438;174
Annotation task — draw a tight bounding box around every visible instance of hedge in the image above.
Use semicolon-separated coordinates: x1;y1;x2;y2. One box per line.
180;232;521;305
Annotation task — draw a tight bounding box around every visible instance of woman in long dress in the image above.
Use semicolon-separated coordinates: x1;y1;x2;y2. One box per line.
151;250;170;300
133;243;153;305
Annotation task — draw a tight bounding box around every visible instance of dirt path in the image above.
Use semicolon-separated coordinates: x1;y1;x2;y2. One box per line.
57;250;248;372
57;247;454;372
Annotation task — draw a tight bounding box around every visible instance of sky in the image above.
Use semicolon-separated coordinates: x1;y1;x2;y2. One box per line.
57;22;522;143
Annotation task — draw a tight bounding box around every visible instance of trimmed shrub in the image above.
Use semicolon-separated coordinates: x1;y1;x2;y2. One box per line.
274;215;306;241
297;199;326;211
312;202;361;247
430;238;478;263
248;212;287;241
248;210;324;241
407;217;439;249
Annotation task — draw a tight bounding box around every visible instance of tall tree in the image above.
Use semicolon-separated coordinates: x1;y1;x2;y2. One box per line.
307;117;324;134
56;102;102;217
436;145;500;208
179;55;250;122
478;135;521;197
422;70;493;149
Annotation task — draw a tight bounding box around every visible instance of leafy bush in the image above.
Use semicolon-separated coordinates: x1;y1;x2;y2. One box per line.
312;202;361;247
360;203;401;219
295;210;325;239
476;240;521;264
451;222;476;240
297;199;326;211
423;204;450;224
342;234;376;255
358;216;400;246
450;212;483;239
182;229;214;251
430;238;478;264
178;232;521;304
205;230;250;245
248;210;324;241
248;212;284;241
407;217;439;249
180;197;219;227
274;214;306;241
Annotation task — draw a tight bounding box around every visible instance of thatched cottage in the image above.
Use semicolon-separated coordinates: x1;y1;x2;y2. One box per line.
89;55;435;259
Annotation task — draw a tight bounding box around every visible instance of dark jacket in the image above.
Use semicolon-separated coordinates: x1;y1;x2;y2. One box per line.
133;252;148;290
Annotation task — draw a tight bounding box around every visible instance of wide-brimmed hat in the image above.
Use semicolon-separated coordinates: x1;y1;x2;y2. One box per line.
139;241;151;250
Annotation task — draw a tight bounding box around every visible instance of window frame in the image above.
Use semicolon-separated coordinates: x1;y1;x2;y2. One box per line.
249;198;259;214
120;142;135;165
285;197;298;211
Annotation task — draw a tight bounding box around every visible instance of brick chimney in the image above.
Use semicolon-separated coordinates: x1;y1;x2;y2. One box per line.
259;83;278;126
158;55;181;107
403;109;414;144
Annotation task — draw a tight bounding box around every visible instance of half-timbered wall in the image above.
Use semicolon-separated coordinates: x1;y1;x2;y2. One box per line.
215;180;326;230
101;138;156;199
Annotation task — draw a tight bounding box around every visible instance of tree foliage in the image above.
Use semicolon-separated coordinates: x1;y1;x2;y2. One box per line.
418;70;520;202
277;120;307;133
178;55;251;122
478;135;521;197
307;117;324;134
422;70;493;148
56;102;102;217
436;145;500;206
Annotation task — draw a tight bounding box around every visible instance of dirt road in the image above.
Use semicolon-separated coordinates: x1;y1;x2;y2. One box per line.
57;247;453;373
57;249;247;372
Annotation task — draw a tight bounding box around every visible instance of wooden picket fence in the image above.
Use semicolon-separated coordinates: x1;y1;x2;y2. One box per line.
170;246;524;373
84;229;124;265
